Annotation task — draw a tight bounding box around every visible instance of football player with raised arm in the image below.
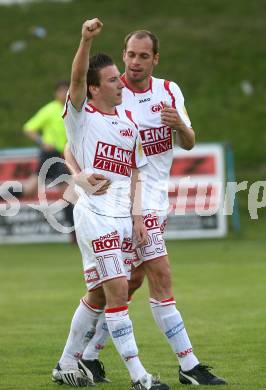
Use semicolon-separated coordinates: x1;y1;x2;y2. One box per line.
52;18;169;390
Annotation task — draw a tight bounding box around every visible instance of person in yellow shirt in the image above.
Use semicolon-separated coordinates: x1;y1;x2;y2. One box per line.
10;81;75;237
22;80;69;195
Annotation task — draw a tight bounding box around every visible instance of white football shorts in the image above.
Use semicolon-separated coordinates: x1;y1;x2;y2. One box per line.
135;211;168;263
74;203;138;291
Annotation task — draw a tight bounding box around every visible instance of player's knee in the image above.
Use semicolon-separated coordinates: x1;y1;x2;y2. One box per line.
104;277;128;307
107;296;128;308
148;264;172;295
84;288;106;309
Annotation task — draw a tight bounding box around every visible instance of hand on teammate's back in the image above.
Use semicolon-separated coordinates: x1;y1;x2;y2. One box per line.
74;172;111;195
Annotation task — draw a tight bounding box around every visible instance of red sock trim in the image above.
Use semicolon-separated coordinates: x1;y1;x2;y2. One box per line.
161;297;175;303
105;305;128;313
150;296;176;307
80;298;103;313
150;297;175;304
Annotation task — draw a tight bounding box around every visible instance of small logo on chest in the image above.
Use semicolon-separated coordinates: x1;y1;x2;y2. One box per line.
139;97;151;103
120;129;133;137
151;101;164;113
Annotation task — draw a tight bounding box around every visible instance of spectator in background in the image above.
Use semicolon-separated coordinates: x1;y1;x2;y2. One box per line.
22;81;69;194
8;80;74;237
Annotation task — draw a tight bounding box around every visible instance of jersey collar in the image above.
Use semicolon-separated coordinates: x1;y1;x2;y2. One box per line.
121;74;153;94
86;103;119;116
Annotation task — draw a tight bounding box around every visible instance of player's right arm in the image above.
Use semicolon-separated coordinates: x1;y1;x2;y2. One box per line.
70;18;103;111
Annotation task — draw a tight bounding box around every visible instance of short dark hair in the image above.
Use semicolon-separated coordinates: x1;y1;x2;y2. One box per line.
124;30;159;55
86;53;114;99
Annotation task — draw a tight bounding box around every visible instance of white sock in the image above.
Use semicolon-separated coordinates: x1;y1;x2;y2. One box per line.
150;297;199;371
82;311;110;360
82;298;132;361
59;298;102;369
105;305;147;381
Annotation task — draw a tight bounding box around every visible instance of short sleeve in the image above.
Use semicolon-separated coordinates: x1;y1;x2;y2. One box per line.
63;92;87;145
132;131;148;169
168;81;192;128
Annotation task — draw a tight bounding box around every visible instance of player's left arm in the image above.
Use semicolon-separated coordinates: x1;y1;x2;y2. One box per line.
161;102;195;150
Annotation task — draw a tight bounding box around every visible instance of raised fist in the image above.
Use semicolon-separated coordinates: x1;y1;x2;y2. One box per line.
82;18;103;40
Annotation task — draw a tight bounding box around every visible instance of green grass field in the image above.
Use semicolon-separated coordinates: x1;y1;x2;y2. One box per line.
1;234;266;390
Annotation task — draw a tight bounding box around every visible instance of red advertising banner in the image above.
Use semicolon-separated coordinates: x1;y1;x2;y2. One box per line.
0;148;70;244
166;143;227;239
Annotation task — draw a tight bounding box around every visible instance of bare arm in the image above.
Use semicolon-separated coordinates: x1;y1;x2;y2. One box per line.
64;143;82;175
161;103;195;150
131;168;147;246
70;18;103;110
175;124;195;150
131;168;142;216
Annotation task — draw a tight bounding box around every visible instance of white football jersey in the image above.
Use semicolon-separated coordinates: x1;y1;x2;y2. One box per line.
64;97;147;217
121;75;192;212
